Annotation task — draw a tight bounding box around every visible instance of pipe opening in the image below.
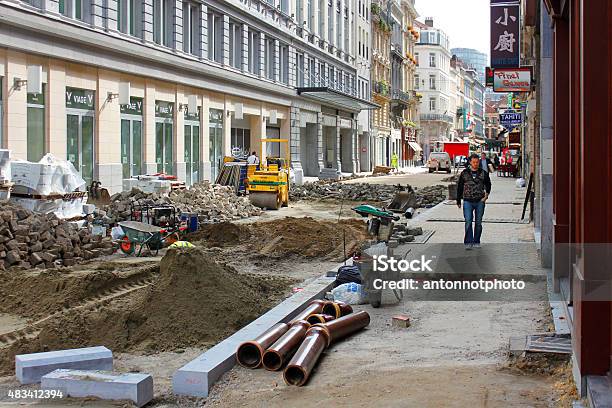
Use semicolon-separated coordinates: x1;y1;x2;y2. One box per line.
321;303;336;317
262;350;282;371
236;343;262;368
284;365;307;386
306;315;324;325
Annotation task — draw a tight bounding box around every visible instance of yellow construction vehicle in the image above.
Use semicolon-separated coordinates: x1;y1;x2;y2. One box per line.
247;138;290;210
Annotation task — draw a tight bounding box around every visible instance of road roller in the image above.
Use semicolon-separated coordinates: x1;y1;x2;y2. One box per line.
247;138;290;210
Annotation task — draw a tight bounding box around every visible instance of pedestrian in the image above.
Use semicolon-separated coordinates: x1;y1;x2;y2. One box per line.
456;153;492;250
247;151;260;165
480;152;492;173
391;152;399;172
493;154;500;170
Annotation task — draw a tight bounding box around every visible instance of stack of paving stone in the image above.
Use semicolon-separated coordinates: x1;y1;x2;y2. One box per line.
414;185;447;207
388;225;424;247
0;202;114;270
106;181;262;223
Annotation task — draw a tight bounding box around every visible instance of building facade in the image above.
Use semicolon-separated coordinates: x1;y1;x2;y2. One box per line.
1;0;375;192
450;47;486;84
415;18;453;158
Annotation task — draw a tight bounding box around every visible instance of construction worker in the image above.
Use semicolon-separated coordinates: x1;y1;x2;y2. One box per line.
391;152;399;172
247;151;260;165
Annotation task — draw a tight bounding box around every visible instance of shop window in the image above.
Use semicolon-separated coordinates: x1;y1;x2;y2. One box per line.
153;0;174;47
229;20;242;69
279;43;289;84
183;1;201;55
231;128;250;157
207;10;223;63
209;109;223;181
27;84;46;162
248;29;261;75
117;0;142;37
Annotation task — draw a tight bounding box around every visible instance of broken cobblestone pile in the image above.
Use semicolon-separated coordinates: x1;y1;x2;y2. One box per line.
107;181;262;223
290;182;447;208
0;202;114;270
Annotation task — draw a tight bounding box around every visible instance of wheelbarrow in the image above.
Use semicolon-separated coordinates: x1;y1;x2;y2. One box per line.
118;220;184;256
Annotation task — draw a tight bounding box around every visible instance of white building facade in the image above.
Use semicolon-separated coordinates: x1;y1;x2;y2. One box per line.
414;18;453;158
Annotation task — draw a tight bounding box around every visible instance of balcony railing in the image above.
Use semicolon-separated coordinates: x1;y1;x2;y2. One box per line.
390;88;411;104
420;113;454;123
373;81;389;97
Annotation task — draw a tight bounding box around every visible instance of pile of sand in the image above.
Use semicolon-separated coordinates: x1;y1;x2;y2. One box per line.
0;248;295;373
188;217;369;261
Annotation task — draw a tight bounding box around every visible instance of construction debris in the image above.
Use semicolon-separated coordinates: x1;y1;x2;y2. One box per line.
391;315;411;328
290;182;447;208
0;202;114;270
106;181;262;223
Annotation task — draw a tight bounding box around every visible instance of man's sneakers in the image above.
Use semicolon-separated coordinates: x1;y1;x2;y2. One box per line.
473;243;481;249
465;243;481;250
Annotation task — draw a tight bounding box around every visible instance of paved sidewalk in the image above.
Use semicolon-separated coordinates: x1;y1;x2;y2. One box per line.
208;174;555;408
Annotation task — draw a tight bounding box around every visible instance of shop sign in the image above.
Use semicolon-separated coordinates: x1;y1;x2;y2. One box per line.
209;108;223;123
120;97;143;116
184;107;200;121
27;86;45;105
155;100;174;118
491;4;520;68
66;87;95;110
499;111;522;128
493;68;532;92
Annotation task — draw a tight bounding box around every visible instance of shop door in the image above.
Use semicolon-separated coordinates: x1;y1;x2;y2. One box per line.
67;113;94;184
121;117;143;178
156;121;173;175
209;123;222;181
184;122;201;185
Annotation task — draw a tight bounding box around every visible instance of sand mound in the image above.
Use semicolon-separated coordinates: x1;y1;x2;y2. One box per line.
188;217;369;261
125;247;293;351
0;249;295;373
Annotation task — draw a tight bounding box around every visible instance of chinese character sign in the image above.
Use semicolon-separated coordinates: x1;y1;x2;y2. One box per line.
491;4;520;68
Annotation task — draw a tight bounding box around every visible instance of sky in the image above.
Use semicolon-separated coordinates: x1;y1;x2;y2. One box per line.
414;0;490;57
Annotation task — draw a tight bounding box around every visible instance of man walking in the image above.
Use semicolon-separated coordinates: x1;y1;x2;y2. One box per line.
480;152;492;173
457;154;492;249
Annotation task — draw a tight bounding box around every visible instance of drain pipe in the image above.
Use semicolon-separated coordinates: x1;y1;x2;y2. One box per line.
289;299;329;324
262;320;311;371
306;314;336;325
321;301;353;319
283;311;370;386
236;323;289;368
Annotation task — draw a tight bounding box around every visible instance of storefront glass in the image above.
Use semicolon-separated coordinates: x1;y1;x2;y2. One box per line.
209;109;223;181
0;77;3;149
66;87;95;184
155;100;174;175
230;128;250;157
27;91;45;162
184;107;200;185
120;97;143;178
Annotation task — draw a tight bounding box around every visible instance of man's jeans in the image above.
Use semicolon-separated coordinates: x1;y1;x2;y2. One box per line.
463;200;486;244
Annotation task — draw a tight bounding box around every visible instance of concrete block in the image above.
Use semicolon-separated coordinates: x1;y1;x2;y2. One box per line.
41;370;153;407
16;346;112;384
173;274;336;397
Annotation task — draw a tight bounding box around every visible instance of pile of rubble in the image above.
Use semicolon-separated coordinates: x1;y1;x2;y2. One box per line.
290;182;448;208
106;181;262;223
0;202;114;270
414;185;448;208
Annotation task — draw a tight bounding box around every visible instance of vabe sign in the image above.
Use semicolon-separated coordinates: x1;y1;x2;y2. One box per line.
493;68;532;92
499;111;523;129
66;87;95;110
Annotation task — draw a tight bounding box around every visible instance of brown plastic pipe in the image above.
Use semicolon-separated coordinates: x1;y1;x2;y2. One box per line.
321;301;353;319
261;320;311;371
289;299;329;324
236;322;289;368
283;311;370;386
305;313;335;325
283;326;330;386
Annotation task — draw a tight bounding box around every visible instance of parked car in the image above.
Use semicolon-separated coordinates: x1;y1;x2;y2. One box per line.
428;152;452;173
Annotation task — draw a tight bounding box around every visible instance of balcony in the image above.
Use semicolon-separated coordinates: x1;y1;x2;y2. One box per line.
373;81;389;97
420;113;454;123
390;88;411;104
